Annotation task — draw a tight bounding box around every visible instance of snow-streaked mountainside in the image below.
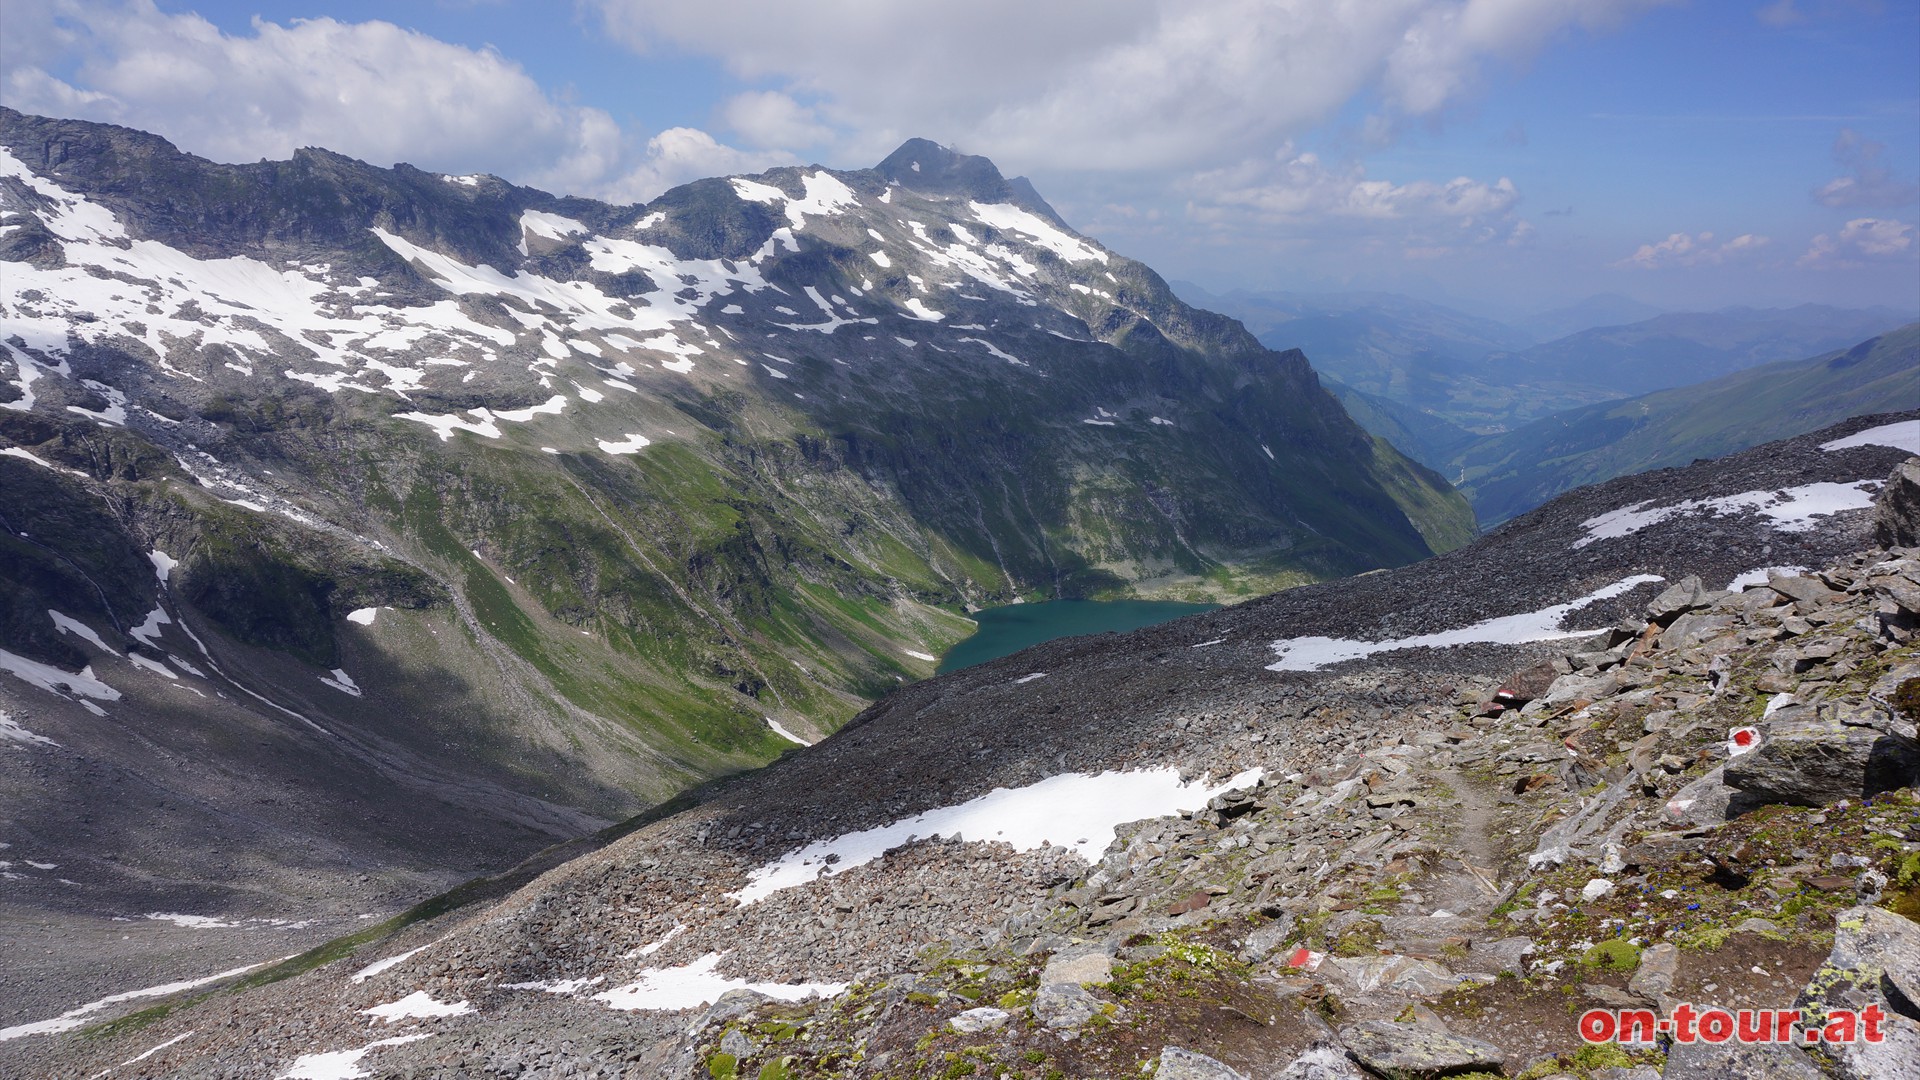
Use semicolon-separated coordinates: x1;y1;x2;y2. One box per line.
6;413;1913;1079
0;110;1470;1038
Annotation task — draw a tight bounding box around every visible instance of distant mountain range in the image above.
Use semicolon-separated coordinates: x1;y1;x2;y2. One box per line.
1177;284;1917;525
1480;304;1917;405
1183;284;1914;437
1452;322;1920;523
1510;291;1666;342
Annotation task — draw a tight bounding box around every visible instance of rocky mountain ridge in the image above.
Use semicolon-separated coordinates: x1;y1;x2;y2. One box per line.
6;413;1915;1078
0;108;1471;1019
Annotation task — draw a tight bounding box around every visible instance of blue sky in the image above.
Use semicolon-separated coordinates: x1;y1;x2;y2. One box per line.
3;0;1916;318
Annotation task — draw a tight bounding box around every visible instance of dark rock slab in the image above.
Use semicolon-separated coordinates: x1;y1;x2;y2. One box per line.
1338;1020;1506;1079
1648;575;1716;624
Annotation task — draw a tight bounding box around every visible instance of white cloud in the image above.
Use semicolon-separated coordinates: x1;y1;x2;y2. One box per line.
1617;230;1771;268
589;0;1670;172
603;128;796;203
1188;146;1520;226
1812;129;1919;209
0;0;780;202
1381;0;1662;116
719;91;834;150
1799;218;1918;268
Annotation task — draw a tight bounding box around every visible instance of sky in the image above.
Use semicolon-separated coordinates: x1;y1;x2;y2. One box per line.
2;0;1916;319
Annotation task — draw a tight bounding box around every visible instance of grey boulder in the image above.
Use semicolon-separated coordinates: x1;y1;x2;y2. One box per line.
1031;982;1106;1031
1660;1040;1825;1079
1154;1046;1249;1080
1272;1042;1369;1079
1648;576;1716;624
1338;1020;1506;1079
1725;711;1920;807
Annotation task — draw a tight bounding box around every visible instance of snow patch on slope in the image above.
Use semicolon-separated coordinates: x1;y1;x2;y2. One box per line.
1266;575;1665;672
0;709;57;748
361;991;471;1024
970;202;1107;263
278;1034;433;1080
0;960;267;1041
1573;482;1880;549
593;953;845;1012
1821;419;1919;455
0;647;122;706
731;767;1263;905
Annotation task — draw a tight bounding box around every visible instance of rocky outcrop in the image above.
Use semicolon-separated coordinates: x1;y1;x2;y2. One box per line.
1793;906;1920;1080
1875;457;1920;549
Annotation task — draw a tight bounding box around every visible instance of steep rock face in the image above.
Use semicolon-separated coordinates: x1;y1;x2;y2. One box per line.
0;109;1468;1004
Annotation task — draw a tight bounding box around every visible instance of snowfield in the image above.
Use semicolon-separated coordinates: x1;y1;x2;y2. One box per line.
592;953;847;1012
1573;481;1879;549
1820;419;1919;454
730;767;1264;905
1266;575;1666;672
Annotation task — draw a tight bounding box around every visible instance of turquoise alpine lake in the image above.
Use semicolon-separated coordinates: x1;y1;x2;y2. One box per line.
935;599;1220;674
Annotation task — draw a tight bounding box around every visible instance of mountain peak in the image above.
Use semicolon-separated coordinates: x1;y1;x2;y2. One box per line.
874;138;1001;192
874;138;1069;226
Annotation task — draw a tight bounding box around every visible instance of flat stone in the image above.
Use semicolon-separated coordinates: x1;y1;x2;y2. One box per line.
1338;1021;1506;1079
1543;671;1618;707
1272;1042;1369;1079
1769;572;1842;605
1155;1046;1249;1080
1466;936;1535;976
1330;955;1462;996
1041;947;1113;987
948;1006;1010;1034
1238;914;1297;963
1661;1040;1825;1079
1648;576;1715;624
1665;611;1737;651
1582;983;1643;1008
1628;942;1679;1003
